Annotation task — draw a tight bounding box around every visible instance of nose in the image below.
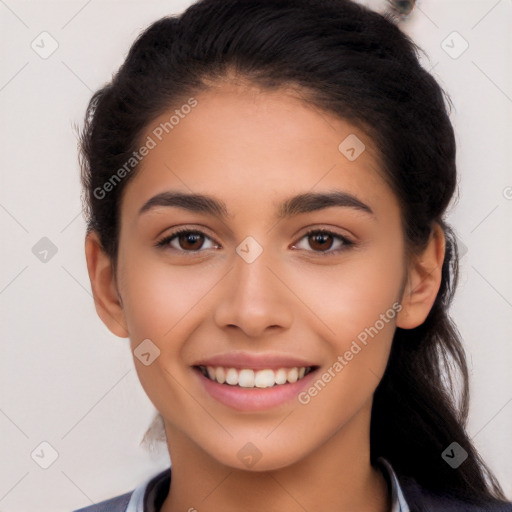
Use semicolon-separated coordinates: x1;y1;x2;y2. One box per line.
213;247;294;338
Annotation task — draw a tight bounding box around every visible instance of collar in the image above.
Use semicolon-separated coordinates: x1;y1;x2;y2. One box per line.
126;457;411;512
376;456;411;512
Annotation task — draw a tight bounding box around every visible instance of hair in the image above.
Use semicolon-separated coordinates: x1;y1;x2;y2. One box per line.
78;0;509;505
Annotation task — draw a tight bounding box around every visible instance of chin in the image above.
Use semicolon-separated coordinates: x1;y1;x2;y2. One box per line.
211;445;307;473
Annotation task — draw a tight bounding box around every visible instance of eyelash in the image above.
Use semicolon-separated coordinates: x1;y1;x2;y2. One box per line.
155;227;355;256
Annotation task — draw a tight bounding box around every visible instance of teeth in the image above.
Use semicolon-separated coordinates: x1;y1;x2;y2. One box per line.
254;369;274;388
215;366;226;384
275;368;287;385
225;368;238;385
287;367;298;383
199;365;313;387
238;369;255;387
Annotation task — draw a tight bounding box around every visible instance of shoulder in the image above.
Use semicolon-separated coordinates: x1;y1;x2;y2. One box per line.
70;466;171;512
399;475;512;512
71;491;133;512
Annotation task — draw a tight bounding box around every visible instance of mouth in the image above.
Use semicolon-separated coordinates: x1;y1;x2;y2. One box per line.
194;365;318;388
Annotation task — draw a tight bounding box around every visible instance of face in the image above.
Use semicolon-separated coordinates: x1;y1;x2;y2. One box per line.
114;81;408;471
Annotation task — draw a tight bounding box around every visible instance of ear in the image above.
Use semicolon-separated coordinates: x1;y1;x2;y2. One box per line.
84;230;129;338
396;223;446;330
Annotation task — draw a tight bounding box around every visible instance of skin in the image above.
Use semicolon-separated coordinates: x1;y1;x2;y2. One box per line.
85;79;445;512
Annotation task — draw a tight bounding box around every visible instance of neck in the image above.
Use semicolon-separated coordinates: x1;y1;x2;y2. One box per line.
160;400;390;512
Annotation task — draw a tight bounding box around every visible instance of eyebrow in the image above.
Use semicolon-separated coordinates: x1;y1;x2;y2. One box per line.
138;190;374;219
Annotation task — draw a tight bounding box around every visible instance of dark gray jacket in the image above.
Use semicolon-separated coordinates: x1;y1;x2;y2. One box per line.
73;468;512;512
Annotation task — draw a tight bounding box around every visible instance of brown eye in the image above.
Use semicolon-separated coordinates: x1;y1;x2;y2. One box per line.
292;229;354;255
177;232;204;251
156;229;217;252
308;232;334;251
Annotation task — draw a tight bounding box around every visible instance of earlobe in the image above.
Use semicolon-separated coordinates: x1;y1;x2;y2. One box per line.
84;231;129;338
396;223;446;330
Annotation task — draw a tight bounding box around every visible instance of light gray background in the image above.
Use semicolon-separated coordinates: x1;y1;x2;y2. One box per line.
1;1;511;510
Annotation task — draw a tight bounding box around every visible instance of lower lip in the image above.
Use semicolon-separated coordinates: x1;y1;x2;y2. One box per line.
193;367;319;411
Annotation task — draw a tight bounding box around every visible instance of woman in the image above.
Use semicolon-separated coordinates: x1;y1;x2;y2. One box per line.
74;0;512;510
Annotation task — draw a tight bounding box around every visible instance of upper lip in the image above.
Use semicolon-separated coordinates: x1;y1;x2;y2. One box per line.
192;351;318;370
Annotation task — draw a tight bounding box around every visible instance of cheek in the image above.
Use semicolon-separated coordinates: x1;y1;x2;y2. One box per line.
118;251;212;410
292;256;401;422
119;249;221;349
293;248;404;341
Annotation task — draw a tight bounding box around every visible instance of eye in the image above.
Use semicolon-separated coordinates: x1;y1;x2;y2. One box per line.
155;228;218;252
291;229;354;255
155;227;355;255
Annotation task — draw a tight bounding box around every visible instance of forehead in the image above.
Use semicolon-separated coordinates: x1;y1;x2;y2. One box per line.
120;82;397;221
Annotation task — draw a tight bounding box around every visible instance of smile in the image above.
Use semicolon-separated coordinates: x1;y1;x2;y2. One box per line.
196;365;316;388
